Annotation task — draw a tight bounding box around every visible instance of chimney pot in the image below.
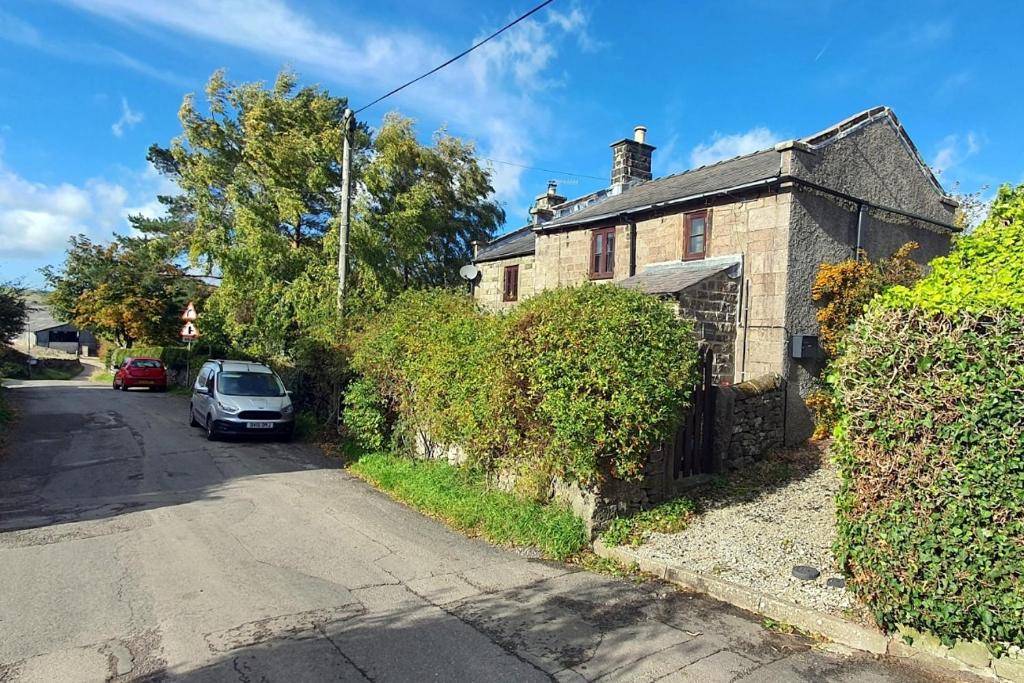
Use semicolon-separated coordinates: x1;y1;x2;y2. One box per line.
547;180;558;196
634;126;647;144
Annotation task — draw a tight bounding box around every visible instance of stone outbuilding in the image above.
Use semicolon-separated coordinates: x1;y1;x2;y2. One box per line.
470;106;958;447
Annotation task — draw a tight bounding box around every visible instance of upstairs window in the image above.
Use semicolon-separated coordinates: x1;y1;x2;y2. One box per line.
503;264;519;302
591;227;616;279
684;210;709;260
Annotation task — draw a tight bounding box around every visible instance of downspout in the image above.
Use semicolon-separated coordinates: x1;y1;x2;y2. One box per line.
626;216;637;276
855;203;865;260
739;277;751;382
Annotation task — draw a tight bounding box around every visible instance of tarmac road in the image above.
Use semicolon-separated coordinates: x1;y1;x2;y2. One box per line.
0;379;953;682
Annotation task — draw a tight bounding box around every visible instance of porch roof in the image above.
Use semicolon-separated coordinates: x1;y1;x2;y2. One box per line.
616;255;742;296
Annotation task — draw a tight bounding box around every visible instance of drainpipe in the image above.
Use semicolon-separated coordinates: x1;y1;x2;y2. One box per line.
626;216;637;276
855;204;865;260
739;277;751;382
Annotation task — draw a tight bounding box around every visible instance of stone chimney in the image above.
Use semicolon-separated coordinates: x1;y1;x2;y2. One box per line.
529;180;567;225
610;126;655;193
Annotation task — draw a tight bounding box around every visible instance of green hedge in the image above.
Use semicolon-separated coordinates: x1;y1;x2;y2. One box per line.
346;285;697;488
833;184;1024;651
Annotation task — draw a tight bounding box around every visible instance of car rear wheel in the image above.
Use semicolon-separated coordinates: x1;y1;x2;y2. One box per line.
120;382;129;391
205;414;218;441
112;380;118;390
189;404;200;427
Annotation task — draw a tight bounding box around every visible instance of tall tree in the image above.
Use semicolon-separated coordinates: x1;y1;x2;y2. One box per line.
42;236;207;348
353;114;504;295
143;70;504;356
140;70;360;356
0;282;28;344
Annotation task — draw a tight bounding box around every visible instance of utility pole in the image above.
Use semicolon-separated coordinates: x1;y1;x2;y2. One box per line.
337;108;355;310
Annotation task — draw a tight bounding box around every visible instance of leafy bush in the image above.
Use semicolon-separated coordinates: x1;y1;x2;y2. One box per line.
505;285;698;483
351;289;507;464
812;242;922;358
342;376;389;451
809;242;923;439
833;184;1024;651
347;286;698;487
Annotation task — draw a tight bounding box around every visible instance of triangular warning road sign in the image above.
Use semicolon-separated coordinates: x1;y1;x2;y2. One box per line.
181;302;198;322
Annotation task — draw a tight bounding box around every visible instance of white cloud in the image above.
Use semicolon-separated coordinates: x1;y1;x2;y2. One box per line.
58;0;594;207
689;127;781;167
111;97;143;137
931;132;981;176
0;9;190;87
0;154;173;258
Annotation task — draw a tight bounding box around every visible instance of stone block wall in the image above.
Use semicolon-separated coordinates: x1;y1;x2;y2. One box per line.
675;272;739;383
474;254;536;311
713;374;786;470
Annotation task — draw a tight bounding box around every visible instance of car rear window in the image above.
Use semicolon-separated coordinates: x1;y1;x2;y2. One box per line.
217;371;284;397
131;360;163;368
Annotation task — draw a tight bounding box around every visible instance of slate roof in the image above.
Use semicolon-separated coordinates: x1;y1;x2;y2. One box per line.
541;150;781;230
474;224;536;263
617;256;742;296
26;304;66;333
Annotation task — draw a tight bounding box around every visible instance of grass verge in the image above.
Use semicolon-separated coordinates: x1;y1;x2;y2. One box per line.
600;496;697;548
92;370;114;384
348;451;587;560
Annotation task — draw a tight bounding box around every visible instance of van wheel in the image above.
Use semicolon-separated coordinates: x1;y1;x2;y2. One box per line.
189;404;200;427
205;415;218;441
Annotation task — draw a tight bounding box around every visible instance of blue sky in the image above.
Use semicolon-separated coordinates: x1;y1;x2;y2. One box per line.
1;0;1020;287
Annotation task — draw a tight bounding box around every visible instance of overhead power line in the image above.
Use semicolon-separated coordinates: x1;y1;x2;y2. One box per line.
481;157;606;182
354;0;556;114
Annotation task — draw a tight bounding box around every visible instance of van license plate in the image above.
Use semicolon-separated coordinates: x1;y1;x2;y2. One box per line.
247;422;274;429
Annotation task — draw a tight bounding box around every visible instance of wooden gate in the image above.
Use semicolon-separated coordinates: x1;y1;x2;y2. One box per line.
672;345;716;479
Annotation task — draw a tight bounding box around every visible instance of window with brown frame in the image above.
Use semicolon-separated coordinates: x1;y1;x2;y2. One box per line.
502;264;519;302
590;226;616;279
683;210;709;260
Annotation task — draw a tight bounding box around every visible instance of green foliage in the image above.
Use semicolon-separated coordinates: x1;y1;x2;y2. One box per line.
342;376;390;451
881;185;1024;316
353;113;504;294
833;184;1024;651
0;345;30;379
348;452;587;560
351;289;507;464
42;236;207;347
601;497;697;547
348;286;698;488
139;71;502;358
505;286;698;483
811;242;922;358
0;283;28;343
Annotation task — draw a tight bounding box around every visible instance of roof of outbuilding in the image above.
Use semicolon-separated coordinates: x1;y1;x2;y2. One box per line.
474;224;536;263
616;255;742;296
542;150;781;231
26;304;67;333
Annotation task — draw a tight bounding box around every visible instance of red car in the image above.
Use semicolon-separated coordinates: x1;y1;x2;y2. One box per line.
113;357;168;392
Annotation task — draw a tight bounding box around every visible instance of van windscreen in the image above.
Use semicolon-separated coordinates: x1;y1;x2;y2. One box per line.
217;371;284;397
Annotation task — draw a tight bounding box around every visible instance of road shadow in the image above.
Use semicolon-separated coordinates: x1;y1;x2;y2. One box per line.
0;383;340;533
121;582;943;683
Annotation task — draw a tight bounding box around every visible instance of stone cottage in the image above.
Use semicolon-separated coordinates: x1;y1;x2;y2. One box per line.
471;106;958;446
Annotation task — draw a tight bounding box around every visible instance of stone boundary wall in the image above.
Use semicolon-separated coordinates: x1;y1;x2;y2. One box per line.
714;373;785;470
408;374;787;539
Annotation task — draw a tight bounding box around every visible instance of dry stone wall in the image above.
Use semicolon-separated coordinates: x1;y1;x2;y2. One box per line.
713;374;786;470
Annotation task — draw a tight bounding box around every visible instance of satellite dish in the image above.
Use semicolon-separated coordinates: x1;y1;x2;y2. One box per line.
459;264;480;280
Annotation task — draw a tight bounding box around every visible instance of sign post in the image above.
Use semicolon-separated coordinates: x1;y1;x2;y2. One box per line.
180;302;200;386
